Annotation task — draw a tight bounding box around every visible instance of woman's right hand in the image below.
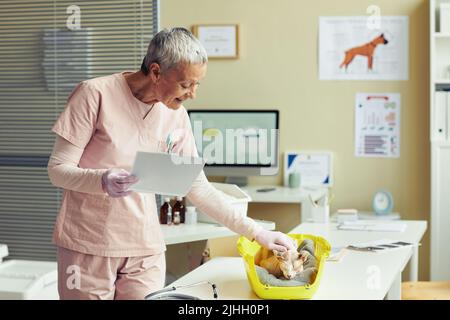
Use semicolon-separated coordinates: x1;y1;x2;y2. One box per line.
254;230;296;252
101;168;139;198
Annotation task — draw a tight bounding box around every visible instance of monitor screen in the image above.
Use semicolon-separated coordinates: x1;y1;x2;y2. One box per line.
187;110;279;169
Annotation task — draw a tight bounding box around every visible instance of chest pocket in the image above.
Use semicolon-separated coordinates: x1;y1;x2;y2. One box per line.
139;132;168;153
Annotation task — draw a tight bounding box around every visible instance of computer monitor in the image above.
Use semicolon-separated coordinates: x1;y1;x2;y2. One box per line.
187;109;279;186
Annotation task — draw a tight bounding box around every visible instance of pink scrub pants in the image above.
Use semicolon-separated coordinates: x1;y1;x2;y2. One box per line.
57;246;166;300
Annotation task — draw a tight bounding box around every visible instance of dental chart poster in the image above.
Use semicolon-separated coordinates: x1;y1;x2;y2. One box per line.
319;16;409;80
355;93;401;158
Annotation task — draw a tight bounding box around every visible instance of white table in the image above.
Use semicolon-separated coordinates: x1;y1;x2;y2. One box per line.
161;220;275;245
169;220;427;300
241;186;328;222
162;220;275;284
290;221;427;282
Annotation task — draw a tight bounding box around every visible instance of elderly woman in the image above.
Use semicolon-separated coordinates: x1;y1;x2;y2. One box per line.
47;27;295;300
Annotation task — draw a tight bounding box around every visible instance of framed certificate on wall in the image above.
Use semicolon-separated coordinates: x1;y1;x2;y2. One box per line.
192;24;239;59
284;151;334;188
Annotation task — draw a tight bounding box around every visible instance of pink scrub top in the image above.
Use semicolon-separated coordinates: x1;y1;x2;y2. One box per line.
51;72;194;257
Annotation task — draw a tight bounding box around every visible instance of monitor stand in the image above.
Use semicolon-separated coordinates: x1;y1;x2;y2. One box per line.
224;176;248;187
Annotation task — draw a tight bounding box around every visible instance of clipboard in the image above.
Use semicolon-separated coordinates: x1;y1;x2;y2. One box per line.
130;151;206;196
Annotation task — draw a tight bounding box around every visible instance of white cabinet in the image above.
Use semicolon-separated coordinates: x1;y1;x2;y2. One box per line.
431;145;450;280
430;0;450;280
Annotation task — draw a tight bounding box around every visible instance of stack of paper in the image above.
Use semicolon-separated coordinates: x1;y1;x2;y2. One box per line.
337;221;407;232
346;239;416;253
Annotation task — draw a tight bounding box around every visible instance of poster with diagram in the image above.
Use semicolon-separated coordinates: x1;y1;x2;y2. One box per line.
355;93;401;158
319;16;409;80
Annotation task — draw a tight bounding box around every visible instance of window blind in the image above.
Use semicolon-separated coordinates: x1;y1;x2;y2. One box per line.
0;0;159;261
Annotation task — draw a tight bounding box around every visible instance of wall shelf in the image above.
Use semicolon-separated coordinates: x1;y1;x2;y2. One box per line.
434;79;450;84
434;32;450;38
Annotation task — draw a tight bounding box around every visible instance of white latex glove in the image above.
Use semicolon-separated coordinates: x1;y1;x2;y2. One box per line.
101;168;139;198
254;230;296;252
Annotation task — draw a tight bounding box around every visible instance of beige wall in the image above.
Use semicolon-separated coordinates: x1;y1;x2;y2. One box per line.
162;0;430;280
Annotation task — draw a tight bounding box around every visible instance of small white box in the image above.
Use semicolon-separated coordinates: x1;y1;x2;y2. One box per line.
195;182;251;224
440;3;450;34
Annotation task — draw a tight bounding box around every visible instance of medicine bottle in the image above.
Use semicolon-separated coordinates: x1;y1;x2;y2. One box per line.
167;201;173;225
185;206;197;225
173;210;181;225
160;197;172;224
173;196;186;223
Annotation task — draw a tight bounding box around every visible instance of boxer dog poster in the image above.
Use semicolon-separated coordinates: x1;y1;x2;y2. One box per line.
319;16;408;80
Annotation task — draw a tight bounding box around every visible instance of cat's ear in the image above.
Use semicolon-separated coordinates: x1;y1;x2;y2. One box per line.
281;251;291;261
273;250;289;260
298;251;309;262
273;249;282;257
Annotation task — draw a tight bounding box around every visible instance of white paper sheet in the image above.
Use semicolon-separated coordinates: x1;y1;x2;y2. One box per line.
338;221;407;232
130;152;206;196
355;93;401;158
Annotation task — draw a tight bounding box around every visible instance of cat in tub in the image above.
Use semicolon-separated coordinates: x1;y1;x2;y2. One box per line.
256;238;318;286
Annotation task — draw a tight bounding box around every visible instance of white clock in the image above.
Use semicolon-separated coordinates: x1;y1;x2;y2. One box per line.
372;190;394;215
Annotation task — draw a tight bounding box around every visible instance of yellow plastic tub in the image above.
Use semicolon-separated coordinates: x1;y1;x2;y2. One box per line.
237;233;331;300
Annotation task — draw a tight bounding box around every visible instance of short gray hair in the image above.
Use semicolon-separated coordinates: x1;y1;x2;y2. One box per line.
141;27;208;74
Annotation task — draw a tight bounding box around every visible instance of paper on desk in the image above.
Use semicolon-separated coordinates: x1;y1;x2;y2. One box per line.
329;238;417;259
346;239;417;253
337;221;407;232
